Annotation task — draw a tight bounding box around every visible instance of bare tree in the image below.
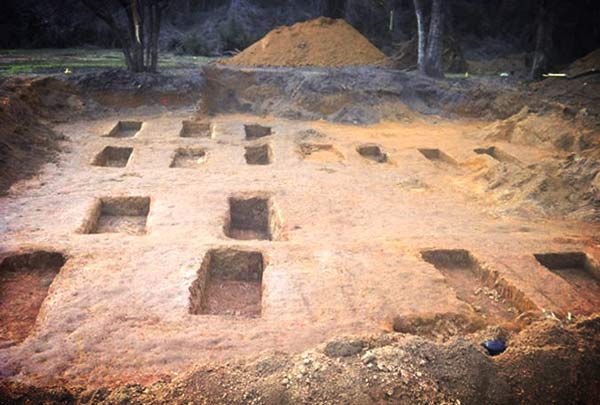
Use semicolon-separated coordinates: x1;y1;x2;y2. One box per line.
413;0;426;71
81;0;172;73
413;0;445;78
529;0;557;80
322;0;346;18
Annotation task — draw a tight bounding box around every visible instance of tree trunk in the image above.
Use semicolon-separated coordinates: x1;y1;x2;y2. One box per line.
122;44;134;71
81;0;171;73
81;0;136;71
323;0;345;19
529;0;554;80
413;0;426;73
145;2;153;68
120;0;145;72
150;4;161;73
423;0;444;78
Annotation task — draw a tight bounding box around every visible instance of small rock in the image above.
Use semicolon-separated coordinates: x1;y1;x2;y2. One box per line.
361;352;376;365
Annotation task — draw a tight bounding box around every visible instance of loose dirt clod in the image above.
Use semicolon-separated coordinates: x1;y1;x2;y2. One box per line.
180;120;212;138
244;124;272;140
189;248;265;317
83;196;150;235
225;195;279;240
170;147;206;168
107;121;142;138
245;144;272;165
222;17;389;68
323;338;365;357
92;146;133;168
356;143;387;163
0;251;66;344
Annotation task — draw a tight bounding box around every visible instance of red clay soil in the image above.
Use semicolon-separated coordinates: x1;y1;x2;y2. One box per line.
203;280;262;317
0;269;57;344
222;17;390;68
0;252;65;345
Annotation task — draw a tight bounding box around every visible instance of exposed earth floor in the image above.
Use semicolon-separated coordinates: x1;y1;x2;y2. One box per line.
0;106;599;398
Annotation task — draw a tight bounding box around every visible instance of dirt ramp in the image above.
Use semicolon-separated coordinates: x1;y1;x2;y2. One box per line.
222;17;389;68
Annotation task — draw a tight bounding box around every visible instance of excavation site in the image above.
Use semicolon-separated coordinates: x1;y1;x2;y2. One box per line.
1;2;599;404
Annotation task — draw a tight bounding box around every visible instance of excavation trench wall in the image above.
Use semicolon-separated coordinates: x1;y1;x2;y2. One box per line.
199;65;525;124
67;69;205;108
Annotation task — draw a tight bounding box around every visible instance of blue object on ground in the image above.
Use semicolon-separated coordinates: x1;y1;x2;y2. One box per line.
482;340;507;356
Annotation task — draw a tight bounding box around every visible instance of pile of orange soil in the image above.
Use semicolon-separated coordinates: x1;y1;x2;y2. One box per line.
222;17;389;68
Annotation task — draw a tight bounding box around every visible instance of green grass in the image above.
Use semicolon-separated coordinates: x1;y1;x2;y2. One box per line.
0;48;214;75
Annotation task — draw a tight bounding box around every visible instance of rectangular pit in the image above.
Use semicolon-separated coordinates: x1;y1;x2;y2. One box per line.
244;124;272;140
107;121;142;138
421;249;535;323
189;248;264;317
534;252;600;303
180;120;212;138
474;146;521;165
83;196;150;235
92;146;133;168
244;144;273;165
0;251;66;344
225;195;280;241
418;148;457;165
357;143;388;163
170;148;207;168
298;143;344;162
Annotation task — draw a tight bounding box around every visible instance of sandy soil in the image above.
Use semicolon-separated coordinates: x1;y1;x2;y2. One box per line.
222;17;389;67
0;107;598;394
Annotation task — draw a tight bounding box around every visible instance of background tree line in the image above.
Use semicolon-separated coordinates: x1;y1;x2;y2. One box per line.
1;0;598;77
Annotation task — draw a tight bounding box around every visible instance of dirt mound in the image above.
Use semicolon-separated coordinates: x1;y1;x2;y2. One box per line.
528;49;600;118
222;17;389;68
470;108;600;221
479;107;598;152
2;315;599;403
566;48;600;76
0;77;79;194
